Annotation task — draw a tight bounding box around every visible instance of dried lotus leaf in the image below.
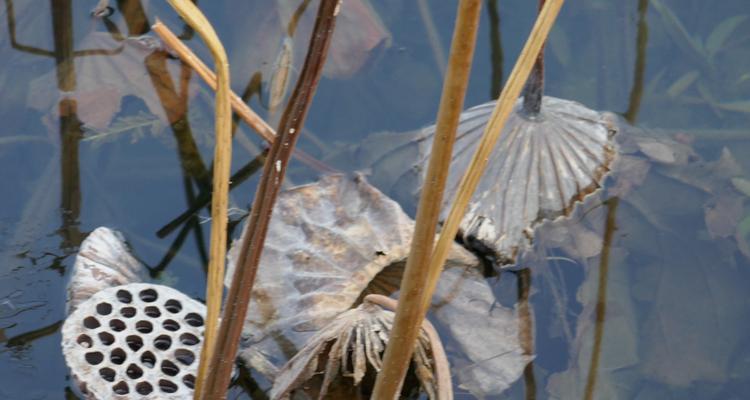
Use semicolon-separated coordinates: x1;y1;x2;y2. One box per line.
270;295;449;400
227;175;529;397
365;96;618;267
66;227;146;314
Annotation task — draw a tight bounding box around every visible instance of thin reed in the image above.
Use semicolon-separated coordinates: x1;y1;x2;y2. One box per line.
374;0;565;398
161;0;232;397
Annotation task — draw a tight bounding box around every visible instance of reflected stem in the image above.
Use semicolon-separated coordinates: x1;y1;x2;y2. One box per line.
583;197;619;400
516;268;536;400
623;0;649;124
487;0;504;99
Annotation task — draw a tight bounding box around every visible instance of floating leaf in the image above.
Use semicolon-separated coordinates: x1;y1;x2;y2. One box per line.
82;111;164;145
339;97;617;267
225;175;528;396
706;15;748;58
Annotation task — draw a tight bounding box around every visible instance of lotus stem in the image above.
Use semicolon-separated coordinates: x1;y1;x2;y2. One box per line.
161;1;230;398
371;1;483;398
522;0;546;115
199;1;340;398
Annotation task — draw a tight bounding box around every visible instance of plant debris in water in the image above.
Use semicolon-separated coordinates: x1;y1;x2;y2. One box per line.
336;96;618;268
271;294;449;400
225;174;530;397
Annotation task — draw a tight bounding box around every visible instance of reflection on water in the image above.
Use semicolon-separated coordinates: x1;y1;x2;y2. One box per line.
1;0;750;399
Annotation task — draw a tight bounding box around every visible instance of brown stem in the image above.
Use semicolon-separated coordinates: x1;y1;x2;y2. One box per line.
624;0;648;124
372;1;483;398
583;198;619;400
199;1;339;398
522;0;546;115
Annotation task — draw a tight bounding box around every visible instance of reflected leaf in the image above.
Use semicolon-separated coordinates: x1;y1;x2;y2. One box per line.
66;227;146;314
716;100;750;114
666;70;699;98
706;15;748;58
27;32;192;130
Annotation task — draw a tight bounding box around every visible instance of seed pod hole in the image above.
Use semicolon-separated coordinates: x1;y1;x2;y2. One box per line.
154;335;172;351
182;374;195;389
83;316;100;329
136;381;153;395
96;302;112;315
174;349;195;366
139;288;158;302
85;351;104;365
144;306;161;318
135;320;153;334
159;379;178;394
112;381;129;395
99;367;115;382
126;335;143;352
116;290;132;304
184;313;203;327
163;319;180;332
164;299;182;313
140;351;156;369
109;319;126;332
120;307;136;318
161;360;180;376
179;333;199;346
126;363;143;379
77;334;93;348
110;348;127;365
98;332;115;346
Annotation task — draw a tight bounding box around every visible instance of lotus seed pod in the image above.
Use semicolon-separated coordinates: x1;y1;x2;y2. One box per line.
61;283;205;399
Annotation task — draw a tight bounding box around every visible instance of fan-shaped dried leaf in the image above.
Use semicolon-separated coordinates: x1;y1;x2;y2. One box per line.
66;227;146;314
361;96;617;266
226;175;529;396
271;295;448;400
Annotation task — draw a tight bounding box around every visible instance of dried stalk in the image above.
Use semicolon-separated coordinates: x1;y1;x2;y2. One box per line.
365;295;452;400
161;1;231;398
199;1;340;398
152;20;335;173
371;1;483;398
424;0;565;322
375;1;565;398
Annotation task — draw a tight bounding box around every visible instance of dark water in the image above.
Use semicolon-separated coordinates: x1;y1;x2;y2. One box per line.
1;0;750;399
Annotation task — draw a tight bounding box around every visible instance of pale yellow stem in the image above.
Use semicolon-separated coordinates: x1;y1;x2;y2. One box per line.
162;2;231;398
423;0;565;309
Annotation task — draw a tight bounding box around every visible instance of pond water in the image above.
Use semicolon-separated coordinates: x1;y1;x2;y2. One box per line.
1;0;750;399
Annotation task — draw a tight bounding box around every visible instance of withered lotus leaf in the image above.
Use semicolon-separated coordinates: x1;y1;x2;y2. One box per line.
271;294;450;400
226;175;528;396
66;227;146;314
362;97;618;267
